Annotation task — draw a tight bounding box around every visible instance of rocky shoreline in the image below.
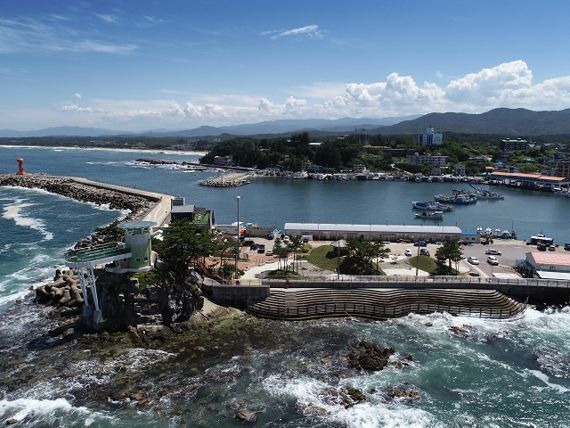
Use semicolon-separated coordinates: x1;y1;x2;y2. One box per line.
0;174;154;220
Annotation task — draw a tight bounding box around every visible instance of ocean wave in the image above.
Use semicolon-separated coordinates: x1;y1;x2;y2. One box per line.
526;369;569;393
1;198;53;241
0;397;110;426
262;374;439;428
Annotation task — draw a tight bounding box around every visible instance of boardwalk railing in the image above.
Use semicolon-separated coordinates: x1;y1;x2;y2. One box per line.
248;301;524;320
262;276;570;289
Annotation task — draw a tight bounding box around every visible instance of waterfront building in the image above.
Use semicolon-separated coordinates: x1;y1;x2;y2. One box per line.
501;138;528;152
454;164;466;176
284;223;462;242
170;197;215;228
489;171;570;189
523;252;570;280
406;152;449;166
213;155;233;166
555;160;570;178
417;128;443;146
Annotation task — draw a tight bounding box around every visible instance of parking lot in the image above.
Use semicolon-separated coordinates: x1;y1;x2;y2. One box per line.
461;241;533;277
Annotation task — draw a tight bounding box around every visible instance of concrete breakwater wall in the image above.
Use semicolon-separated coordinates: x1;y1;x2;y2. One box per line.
0;174;173;224
199;172;253;188
247;288;526;321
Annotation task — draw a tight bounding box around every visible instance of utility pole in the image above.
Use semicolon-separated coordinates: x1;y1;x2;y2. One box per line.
235;195;241;280
415;243;420;277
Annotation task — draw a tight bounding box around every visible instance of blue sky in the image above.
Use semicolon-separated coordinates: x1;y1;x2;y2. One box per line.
1;0;570;130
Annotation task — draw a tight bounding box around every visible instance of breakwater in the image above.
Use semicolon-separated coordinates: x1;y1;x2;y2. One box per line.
199;172;253;187
0;174;173;225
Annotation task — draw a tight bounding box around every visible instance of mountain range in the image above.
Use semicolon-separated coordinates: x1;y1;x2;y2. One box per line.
2;108;570;138
375;108;570;136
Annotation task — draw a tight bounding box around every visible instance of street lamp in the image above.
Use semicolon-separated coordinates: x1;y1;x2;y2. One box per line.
235;195;241;279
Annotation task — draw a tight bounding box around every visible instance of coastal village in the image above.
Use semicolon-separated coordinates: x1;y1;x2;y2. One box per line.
2;154;570;333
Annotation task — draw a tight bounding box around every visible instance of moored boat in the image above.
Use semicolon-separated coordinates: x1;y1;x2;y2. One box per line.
415;211;443;221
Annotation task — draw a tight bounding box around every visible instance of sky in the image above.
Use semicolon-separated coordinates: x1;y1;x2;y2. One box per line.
1;0;570;131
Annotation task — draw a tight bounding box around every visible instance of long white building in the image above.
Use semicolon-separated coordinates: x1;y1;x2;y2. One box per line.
284;223;462;241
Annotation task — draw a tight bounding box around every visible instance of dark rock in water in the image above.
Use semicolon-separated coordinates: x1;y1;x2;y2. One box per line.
235;408;259;423
448;325;471;337
298;402;329;417
388;383;421;401
344;385;367;404
319;386;367;409
5;418;19;425
347;340;395;371
424;321;433;327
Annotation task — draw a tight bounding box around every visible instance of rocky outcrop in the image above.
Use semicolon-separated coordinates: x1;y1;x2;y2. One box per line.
346;341;395;371
0;174;153;220
387;384;421;401
319;385;367;408
35;268;205;333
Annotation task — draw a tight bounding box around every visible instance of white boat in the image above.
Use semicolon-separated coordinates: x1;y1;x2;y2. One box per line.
415;211;443;221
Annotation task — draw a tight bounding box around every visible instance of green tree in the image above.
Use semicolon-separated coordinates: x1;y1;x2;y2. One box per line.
158;221;216;284
289;236;303;273
435;240;463;275
340;239;387;275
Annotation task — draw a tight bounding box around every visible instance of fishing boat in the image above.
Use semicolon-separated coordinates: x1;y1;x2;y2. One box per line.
415;211;443;221
412;201;453;212
434;193;477;204
470;184;504;200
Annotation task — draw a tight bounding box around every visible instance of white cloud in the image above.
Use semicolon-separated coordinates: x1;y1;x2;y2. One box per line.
267;24;323;40
74;92;82;99
95;14;118;24
0;16;138;54
55;60;570;130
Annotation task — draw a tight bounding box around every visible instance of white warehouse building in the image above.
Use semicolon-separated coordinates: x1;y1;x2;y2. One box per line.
284;223;462;242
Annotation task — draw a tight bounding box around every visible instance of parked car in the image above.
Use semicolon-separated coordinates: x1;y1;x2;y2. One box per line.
404;249;413;257
414;241;427;247
537;243;547;251
548;245;556;252
487;256;499;266
420;248;430;257
265;251;273;256
467;256;480;265
565;243;570;251
485;249;502;255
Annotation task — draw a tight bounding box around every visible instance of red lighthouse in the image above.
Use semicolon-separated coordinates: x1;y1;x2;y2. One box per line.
17;158;25;176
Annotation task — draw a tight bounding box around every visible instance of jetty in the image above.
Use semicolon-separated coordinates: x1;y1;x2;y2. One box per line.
199;172;253;187
0;174;174;225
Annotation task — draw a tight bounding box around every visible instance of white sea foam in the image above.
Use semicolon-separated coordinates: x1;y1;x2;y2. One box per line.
0;397;109;425
262;374;439;428
1;198;53;241
527;370;569;393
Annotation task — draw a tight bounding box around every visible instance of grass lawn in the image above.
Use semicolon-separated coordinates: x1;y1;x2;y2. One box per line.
407;255;438;274
263;269;305;279
307;245;342;271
